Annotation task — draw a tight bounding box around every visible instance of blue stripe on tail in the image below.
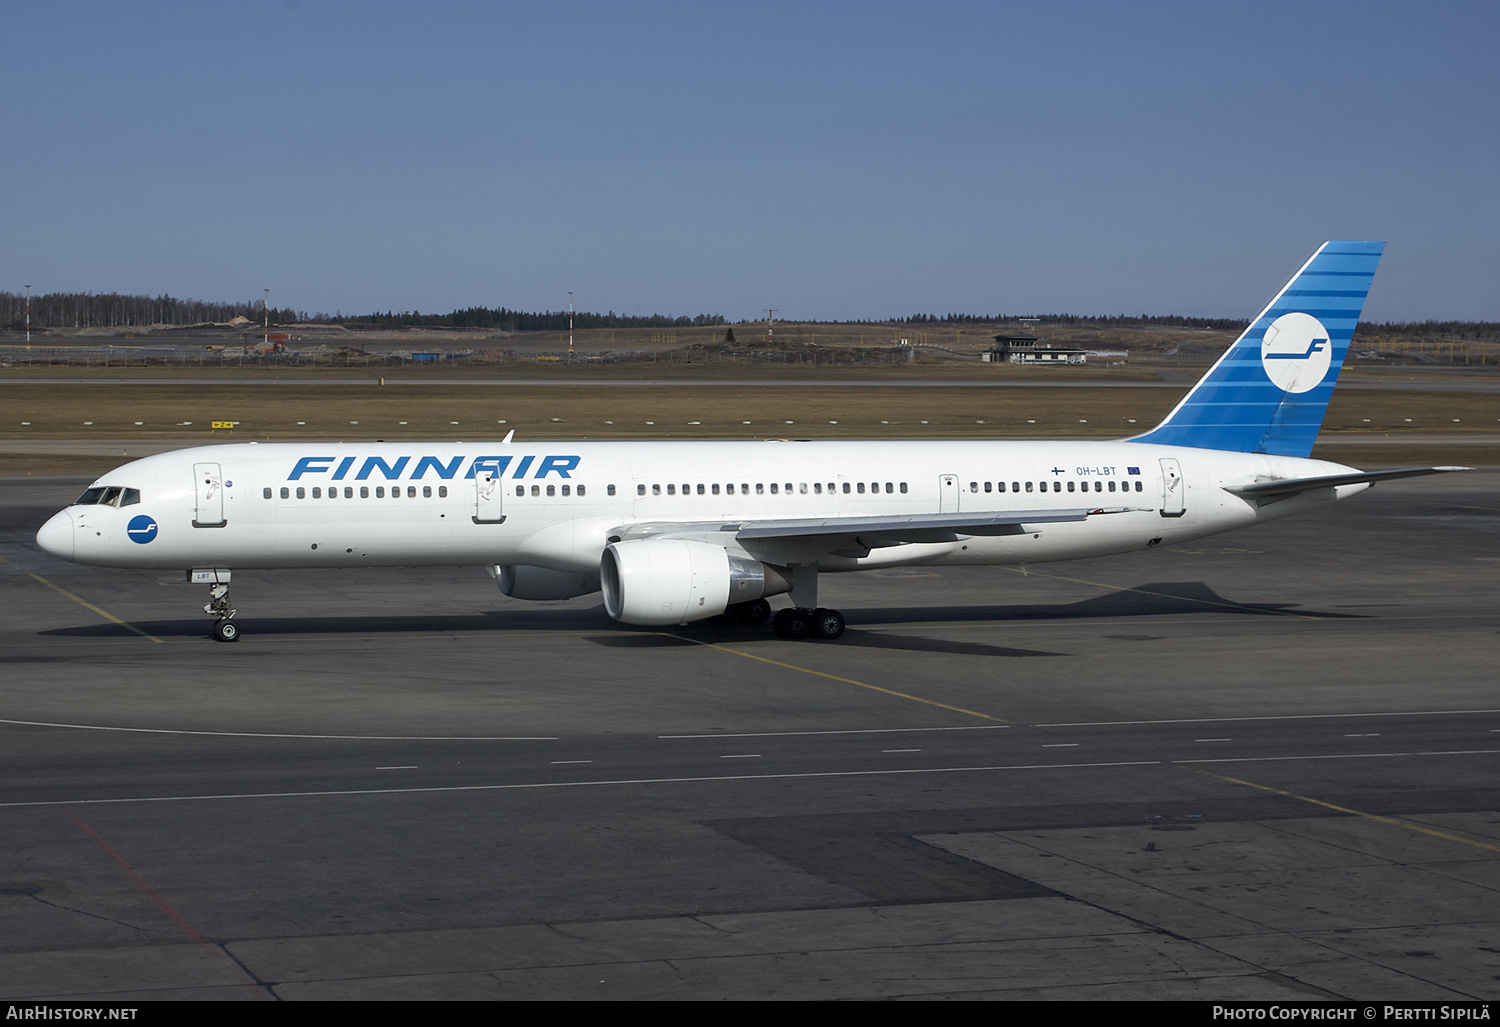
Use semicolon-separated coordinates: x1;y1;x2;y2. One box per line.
1132;241;1383;457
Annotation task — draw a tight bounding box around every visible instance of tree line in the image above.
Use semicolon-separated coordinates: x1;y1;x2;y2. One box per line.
1;290;1493;339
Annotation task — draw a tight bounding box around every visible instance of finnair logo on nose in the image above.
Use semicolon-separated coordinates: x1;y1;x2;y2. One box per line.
127;515;159;544
1260;312;1332;393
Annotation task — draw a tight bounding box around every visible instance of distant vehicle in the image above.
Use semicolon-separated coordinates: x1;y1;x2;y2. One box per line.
37;242;1464;642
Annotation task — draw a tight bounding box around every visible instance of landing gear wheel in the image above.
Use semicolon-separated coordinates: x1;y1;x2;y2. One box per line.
772;607;810;640
812;608;846;640
212;619;240;643
739;598;772;625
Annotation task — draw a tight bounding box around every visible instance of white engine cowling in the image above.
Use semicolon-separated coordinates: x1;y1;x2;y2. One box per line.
600;539;791;626
492;564;601;600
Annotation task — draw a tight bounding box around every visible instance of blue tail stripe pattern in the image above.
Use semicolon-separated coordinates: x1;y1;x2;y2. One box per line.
1132;241;1383;457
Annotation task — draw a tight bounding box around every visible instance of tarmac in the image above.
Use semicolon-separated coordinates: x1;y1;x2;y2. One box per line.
0;470;1496;1000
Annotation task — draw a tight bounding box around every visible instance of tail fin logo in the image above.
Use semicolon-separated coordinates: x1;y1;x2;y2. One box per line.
1260;312;1332;394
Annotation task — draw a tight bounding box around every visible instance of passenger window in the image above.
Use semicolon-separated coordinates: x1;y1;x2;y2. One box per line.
360;487;369;498
423;486;432;498
969;482;978;492
813;483;821;494
770;483;778;495
408;486;416;498
667;484;676;495
546;485;555;497
345;487;354;498
1067;481;1075;492
578;485;586;497
531;485;541;497
857;482;865;494
842;483;851;494
756;483;764;494
1053;482;1061;492
438;486;447;498
263;487;273;499
561;485;570;496
697;484;705;495
296;487;306;499
515;485;525;497
376;486;385;498
885;482;893;493
1025;482;1033;493
607;485;616;496
636;484;644;495
1108;481;1116;492
653;484;661;496
900;482;908;493
712;483;720;495
313;487;322;498
280;487;290;499
997;482;1006;492
984;482;992;493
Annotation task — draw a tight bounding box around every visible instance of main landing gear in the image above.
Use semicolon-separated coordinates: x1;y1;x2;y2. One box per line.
772;607;846;641
204;583;239;643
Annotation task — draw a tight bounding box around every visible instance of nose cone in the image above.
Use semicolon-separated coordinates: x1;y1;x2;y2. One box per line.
36;510;75;561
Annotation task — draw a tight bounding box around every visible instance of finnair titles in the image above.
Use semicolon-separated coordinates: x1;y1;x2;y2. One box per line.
36;242;1466;642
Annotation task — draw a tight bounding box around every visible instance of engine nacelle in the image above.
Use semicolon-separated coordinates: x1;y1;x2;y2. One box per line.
600;539;792;626
492;564;601;601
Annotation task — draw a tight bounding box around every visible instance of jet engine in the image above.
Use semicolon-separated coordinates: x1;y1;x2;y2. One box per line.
492;564;601;601
600;539;792;626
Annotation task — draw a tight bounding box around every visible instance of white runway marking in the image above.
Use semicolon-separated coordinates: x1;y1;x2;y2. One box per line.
4;748;1495;810
0;718;558;742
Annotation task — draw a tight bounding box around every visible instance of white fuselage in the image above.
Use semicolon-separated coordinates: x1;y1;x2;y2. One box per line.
36;438;1367;575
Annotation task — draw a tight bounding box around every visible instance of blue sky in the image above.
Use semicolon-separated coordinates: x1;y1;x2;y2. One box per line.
3;1;1495;322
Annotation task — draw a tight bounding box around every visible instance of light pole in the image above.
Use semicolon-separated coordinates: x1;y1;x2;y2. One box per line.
568;291;574;355
24;285;31;347
263;288;269;349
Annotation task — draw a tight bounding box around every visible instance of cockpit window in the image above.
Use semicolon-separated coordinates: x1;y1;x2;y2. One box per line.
73;486;141;507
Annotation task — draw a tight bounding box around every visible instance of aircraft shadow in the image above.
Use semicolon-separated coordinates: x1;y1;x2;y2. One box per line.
36;580;1360;649
845;580;1364;626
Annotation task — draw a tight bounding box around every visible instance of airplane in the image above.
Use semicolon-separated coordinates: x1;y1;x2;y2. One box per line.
34;241;1467;643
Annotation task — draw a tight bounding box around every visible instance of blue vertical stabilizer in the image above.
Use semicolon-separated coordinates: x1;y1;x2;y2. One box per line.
1132;241;1383;457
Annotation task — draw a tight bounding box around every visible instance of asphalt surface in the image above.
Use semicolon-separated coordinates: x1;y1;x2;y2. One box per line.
0;470;1496;1000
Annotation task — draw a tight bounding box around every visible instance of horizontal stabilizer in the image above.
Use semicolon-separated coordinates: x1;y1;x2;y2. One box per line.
1224;465;1471;500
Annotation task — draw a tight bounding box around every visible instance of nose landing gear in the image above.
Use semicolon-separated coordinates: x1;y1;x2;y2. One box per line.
203;582;239;642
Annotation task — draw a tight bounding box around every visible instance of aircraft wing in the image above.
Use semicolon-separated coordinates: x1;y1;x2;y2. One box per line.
733;506;1142;540
1223;465;1470;501
613;505;1148;553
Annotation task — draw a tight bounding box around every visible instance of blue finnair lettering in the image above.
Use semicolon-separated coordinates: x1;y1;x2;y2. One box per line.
414;455;466;480
536;455;580;478
1264;337;1328;360
286;454;583;480
464;456;512;480
288;456;334;480
355;456;411;480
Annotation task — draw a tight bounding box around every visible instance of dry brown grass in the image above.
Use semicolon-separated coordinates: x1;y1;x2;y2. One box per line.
1;371;1494;474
